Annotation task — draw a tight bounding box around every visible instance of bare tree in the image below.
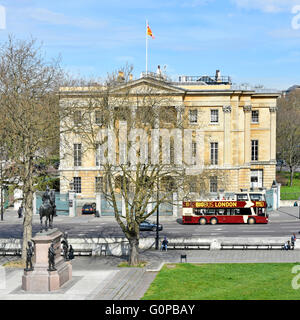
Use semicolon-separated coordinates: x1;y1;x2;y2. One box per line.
277;91;300;186
0;36;65;259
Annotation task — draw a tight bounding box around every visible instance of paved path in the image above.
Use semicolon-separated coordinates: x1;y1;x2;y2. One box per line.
1;249;300;300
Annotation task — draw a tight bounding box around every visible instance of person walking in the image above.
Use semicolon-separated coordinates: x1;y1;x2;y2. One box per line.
291;233;296;248
18;206;23;218
161;236;168;251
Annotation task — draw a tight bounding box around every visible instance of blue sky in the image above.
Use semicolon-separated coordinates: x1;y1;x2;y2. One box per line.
0;0;299;89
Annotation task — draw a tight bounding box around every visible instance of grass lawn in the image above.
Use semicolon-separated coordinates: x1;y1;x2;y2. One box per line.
142;263;300;300
277;171;300;200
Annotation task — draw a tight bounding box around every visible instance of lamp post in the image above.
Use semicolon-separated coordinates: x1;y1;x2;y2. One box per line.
0;160;3;221
155;177;160;250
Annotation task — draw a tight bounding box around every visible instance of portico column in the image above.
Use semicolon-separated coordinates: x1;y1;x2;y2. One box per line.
269;106;277;162
223;105;232;166
243;105;252;164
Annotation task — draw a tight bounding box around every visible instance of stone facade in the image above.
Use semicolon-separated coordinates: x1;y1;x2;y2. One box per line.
59;75;280;198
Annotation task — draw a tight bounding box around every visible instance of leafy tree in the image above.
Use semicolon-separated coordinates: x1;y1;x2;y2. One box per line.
277;90;300;186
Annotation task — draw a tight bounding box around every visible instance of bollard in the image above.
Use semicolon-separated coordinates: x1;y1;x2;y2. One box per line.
180;254;187;263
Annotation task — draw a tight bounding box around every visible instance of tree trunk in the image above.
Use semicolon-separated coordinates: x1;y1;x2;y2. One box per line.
21;189;34;260
128;238;139;266
290;166;294;187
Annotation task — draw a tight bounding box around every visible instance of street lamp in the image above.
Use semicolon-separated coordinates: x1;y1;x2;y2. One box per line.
155;177;160;250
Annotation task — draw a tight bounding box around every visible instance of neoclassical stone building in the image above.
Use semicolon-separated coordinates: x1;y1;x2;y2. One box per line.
59;71;280;199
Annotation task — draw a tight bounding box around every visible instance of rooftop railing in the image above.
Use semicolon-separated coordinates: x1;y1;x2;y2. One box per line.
178;75;232;85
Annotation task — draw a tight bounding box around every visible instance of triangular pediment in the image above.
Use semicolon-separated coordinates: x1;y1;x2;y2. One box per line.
111;77;186;95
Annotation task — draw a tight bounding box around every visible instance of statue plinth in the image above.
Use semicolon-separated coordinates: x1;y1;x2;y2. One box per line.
22;228;72;292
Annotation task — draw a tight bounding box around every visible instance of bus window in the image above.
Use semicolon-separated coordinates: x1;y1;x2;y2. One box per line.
207;209;215;215
194;208;202;215
231;209;240;215
257;208;265;216
250;193;265;201
237;194;248;201
218;209;225;215
240;208;252;215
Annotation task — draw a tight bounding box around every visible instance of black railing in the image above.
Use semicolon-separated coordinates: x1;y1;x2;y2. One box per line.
178;75;232;85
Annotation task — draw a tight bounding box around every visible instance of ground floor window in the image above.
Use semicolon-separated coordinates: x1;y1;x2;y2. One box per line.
73;177;81;193
250;169;263;189
210;176;218;193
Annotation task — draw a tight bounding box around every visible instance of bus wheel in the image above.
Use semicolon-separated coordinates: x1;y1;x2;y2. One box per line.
210;218;218;225
248;217;256;224
199;218;207;225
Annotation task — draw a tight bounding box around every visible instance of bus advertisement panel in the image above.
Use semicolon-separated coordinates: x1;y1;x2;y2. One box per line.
182;198;268;225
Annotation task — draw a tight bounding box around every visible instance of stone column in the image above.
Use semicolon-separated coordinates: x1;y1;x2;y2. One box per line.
96;192;101;217
243;105;252;164
269;106;277;162
33;192;37;215
68;190;76;217
172;192;178;217
223;105;232;166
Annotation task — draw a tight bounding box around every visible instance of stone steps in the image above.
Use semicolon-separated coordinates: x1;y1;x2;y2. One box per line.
94;267;146;300
126;271;158;300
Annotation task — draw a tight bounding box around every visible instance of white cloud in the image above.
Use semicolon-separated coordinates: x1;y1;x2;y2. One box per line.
232;0;300;13
28;8;107;29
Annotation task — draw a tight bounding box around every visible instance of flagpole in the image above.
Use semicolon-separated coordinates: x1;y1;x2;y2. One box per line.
146;19;148;75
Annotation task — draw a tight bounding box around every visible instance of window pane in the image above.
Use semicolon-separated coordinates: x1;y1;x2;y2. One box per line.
211;110;219;123
251;140;258;161
95;111;103;125
210;142;218;165
74;144;82;166
189;110;197;123
251;110;259;123
74;111;81;125
95;177;103;192
73;177;81;193
210;176;218;192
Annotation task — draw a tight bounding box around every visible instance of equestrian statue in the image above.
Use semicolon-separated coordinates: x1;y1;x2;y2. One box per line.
39;186;56;232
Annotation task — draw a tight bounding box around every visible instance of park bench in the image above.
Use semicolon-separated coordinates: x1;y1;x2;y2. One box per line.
220;243;293;250
0;244;21;256
72;248;93;256
167;242;211;250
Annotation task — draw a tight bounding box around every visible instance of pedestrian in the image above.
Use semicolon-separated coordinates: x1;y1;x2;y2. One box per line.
283;240;291;250
161;236;168;251
291;233;296;247
18;206;23;218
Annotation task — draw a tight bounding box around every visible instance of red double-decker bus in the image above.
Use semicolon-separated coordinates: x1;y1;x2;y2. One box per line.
182;192;268;225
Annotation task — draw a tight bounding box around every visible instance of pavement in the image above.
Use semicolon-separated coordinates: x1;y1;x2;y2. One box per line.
1;248;300;300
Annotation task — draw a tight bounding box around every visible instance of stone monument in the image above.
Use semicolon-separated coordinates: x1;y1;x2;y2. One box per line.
22;228;72;292
22;187;72;292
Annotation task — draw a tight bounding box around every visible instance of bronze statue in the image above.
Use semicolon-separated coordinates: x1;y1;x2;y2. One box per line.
39;186;56;232
61;232;69;261
48;242;56;271
68;245;74;260
24;241;34;271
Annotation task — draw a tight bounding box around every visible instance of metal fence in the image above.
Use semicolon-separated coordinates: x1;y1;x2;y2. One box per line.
281;192;300;201
35;191;69;215
265;189;274;212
